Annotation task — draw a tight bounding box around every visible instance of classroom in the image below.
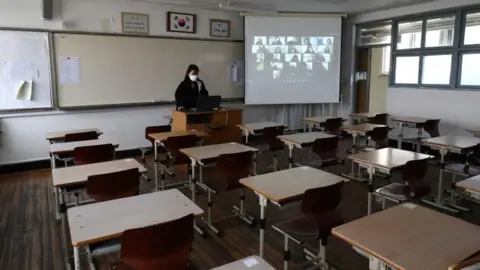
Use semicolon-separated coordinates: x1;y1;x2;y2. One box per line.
1;0;480;269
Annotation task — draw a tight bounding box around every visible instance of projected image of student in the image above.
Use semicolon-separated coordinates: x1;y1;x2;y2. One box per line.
256;54;264;63
303;37;312;46
325;37;333;46
269;36;284;45
272;54;282;61
286;36;302;45
303;54;314;62
304;45;316;54
270;46;285;54
317;37;324;45
254;36;266;45
287;46;301;53
324;46;331;54
253;45;268;54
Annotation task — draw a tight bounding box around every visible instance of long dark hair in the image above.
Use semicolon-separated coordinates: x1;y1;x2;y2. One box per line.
184;64;199;81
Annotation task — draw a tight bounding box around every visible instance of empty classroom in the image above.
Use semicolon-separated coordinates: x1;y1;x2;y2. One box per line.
1;0;480;269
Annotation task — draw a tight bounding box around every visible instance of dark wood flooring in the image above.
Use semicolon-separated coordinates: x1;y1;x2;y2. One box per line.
1;140;479;270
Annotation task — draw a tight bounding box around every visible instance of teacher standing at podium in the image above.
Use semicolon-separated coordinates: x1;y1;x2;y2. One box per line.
175;64;209;110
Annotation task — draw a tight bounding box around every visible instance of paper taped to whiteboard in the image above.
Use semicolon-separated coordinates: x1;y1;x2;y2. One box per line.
229;60;244;85
14;80;33;101
2;61;39;82
59;57;81;84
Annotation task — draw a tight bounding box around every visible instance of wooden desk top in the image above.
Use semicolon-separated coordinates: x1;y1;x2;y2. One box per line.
212;256;275;270
348;148;432;170
301;116;346;124
332;204;480;270
148;130;208;142
180;142;258;162
52;159;146;188
172;107;242;116
466;128;480;135
277;132;336;146
422;136;480;150
342;123;387;133
240;166;347;204
49;138;119;154
68;189;203;247
349;112;387;119
457;174;480;193
46;128;102;140
237;121;285;132
391;116;438;124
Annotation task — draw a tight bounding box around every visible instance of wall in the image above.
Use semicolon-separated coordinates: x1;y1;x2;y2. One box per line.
349;0;480;135
368;47;388;113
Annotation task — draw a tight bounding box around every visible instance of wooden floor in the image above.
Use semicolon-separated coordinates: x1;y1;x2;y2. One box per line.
1;140;479;270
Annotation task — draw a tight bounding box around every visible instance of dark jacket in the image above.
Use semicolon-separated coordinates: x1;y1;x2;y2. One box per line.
174;78;209;109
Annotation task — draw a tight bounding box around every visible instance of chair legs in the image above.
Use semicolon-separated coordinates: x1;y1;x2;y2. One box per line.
201;188;221;235
232;189;255;226
303;239;329;270
283;235;290;270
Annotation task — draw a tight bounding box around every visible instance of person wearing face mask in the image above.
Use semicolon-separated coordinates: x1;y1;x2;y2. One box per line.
175;64;209;110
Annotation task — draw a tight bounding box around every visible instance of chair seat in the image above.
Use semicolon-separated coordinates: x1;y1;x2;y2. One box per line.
89;238;121;256
303;158;338;168
272;209;342;243
444;163;480;176
63;184;86;193
375;183;409;202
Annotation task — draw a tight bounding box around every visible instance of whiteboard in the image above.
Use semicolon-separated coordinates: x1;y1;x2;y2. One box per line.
0;30;53;110
54;33;245;108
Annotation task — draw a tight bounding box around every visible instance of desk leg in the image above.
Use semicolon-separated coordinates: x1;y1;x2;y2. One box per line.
258;195;268;258
154;140;159;191
253;153;257;175
244;130;249;144
190;160;205;236
288;145;294;169
397;123;403;149
55;187;61;221
73;246;80;270
351;133;357;173
367;166;374;215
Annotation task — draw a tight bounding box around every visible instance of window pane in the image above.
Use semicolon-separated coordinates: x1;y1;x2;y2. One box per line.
359;23;392;46
425;16;455;47
464;12;480;45
421;54;452;84
395;56;419;84
397;21;422;50
460;53;480;86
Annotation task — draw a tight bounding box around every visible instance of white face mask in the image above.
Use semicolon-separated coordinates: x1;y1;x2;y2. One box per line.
189;75;198;81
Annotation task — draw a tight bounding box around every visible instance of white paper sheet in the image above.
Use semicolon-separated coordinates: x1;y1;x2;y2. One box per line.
14;80;33;101
242;258;259;267
2;61;39;82
59;57;81;84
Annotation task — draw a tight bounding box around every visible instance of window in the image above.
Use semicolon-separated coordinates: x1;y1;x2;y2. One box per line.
358;22;392;46
394;56;419;84
381;46;391;74
397;20;422;50
425;16;455;47
421;54;452;84
460;53;480;86
464;12;480;45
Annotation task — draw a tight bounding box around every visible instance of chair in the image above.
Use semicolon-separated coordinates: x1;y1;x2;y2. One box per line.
404;119;441;152
140;125;171;164
73;144;115;165
159;134;201;191
55;131;100;167
322;117;343;136
201;151;256;235
257;126;284;170
361;126;390;151
373;159;430;211
367;113;388;125
304;137;341;169
272;182;344;269
86;168;140;202
109;214;194;270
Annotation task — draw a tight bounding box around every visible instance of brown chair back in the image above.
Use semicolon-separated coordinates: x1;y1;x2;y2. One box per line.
73;144;115;165
120;214;194;270
323;118;343;135
366;126;390;149
312;137;339;162
423;119;440;138
65;131;99;142
368;113;388;125
262;126;284;151
214;151;254;191
86;168;140;202
163;135;200;166
145;125;171;146
400;159;430;199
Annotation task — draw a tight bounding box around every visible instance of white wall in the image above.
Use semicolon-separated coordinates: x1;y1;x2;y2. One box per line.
349;0;480;135
368;47;388;113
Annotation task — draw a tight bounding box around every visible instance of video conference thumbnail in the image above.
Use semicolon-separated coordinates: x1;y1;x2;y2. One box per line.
252;36;334;80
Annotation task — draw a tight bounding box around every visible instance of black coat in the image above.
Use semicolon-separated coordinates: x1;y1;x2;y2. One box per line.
174;79;209;109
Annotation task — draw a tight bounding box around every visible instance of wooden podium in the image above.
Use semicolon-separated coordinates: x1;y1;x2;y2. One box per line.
171;108;243;145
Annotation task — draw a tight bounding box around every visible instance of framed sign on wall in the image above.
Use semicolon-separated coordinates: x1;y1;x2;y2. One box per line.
122;12;149;35
210;19;231;38
167;11;196;34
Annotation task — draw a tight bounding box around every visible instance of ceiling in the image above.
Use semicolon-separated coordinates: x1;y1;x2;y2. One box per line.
133;0;441;14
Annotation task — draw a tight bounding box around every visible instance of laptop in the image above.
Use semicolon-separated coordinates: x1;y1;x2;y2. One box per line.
196;95;221;112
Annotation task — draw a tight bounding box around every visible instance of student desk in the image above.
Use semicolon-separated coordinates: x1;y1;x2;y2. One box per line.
466;127;480;137
333;203;480;270
68;189;203;270
346;148;432;214
457;174;480;204
342;123;388;159
422;135;480;213
391;116;439;150
148;130;208;191
349;112;387;123
237;122;286;144
277;132;336;168
301;116;347;132
49;138;119;169
46;128;102;143
239;166;347;258
180;142;259;236
212;256;275;270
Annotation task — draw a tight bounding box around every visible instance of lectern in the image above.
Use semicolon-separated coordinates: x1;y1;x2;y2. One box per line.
171;108;243;145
